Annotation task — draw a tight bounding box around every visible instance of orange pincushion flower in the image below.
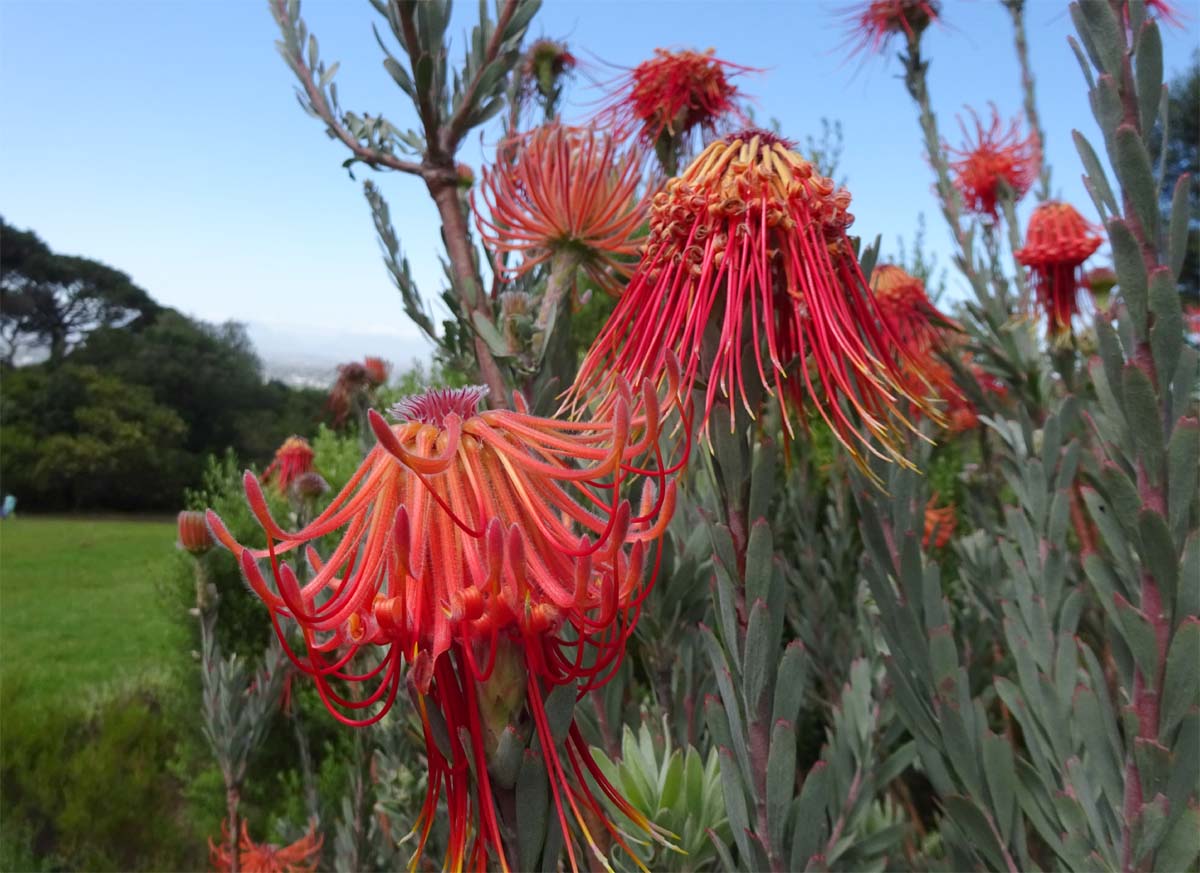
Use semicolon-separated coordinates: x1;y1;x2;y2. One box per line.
262;436;315;493
923;496;956;549
207;380;686;872
209;819;323;873
1015;201;1103;335
947;105;1040;219
870;264;958;355
839;0;940;58
595;48;752;152
475;123;647;297
569;130;934;474
177;510;214;555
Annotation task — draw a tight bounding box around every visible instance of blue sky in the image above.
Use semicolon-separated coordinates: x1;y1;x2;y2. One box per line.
2;0;1196;367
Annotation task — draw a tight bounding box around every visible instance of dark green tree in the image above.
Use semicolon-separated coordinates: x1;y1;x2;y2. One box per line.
0;219;159;365
1151;52;1199;296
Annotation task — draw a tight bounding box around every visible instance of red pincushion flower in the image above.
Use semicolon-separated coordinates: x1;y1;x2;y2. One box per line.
923;496;956;549
839;0;940;58
569;130;935;475
1015;201;1103;336
475;123;648;297
595;48;752;153
209;819;323;873
262;436;315;493
207;381;687;872
177;510;214;555
947;105;1040;219
869;264;973;429
870;264;959;355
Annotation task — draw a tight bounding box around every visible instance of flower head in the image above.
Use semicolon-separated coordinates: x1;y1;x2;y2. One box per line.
595;48;752;153
330;358;390;426
520;38;577;104
839;0;940;58
923;496;956;549
262;437;315;493
177;510;214;555
869;264;958;355
475;123;647;297
569;129;935;474
209;819;323;873
207;379;687;872
947;105;1040;219
1015;201;1103;335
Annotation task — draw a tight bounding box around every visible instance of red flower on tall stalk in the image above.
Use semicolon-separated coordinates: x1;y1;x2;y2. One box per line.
262;437;315;493
475;124;648;296
207;380;687;872
947;105;1040;219
839;0;940;58
569;130;935;474
594;48;752;153
209;819;323;873
1015;201;1103;336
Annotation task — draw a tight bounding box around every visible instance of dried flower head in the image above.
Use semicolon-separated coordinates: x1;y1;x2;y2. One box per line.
839;0;940;58
475;123;647;296
947;105;1040;219
177;510;214;555
569;129;935;475
209;819;323;873
329;358;390;426
262;436;315;493
521;38;577;103
207;378;688;872
595;48;752;152
1015;201;1103;335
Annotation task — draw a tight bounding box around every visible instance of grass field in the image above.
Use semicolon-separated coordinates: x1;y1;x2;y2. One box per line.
0;516;184;710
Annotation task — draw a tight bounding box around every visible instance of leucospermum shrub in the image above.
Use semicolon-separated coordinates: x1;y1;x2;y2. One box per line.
172;1;1198;871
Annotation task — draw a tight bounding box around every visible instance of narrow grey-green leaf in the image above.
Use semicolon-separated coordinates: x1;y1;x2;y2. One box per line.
1109;218;1149;339
772;642;808;727
1115;593;1161;683
742;599;775;719
790;762;829;870
765;720;796;857
1160;617;1200;741
1124;363;1165;481
1135;20;1164;133
516;749;549;872
1169;173;1192;280
1138;509;1178;623
1115;125;1160;239
1073;130;1120;214
744;519;773;608
1169;418;1200;543
1150;267;1184;385
717;746;755;867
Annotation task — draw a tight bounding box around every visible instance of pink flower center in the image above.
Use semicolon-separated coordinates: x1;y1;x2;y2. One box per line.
389;386;489;427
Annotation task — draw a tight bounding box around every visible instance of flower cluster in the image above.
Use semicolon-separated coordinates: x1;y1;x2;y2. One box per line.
1015;201;1103;336
209;819;322;873
595;48;751;153
569;129;935;473
839;0;940;58
209;379;687;871
262;436;316;493
329;357;390;426
475;123;648;297
947;105;1040;219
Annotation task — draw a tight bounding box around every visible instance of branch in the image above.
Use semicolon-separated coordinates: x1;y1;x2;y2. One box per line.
269;0;423;176
442;0;522;151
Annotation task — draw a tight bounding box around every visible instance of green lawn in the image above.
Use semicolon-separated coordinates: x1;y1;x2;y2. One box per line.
0;516;184;710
